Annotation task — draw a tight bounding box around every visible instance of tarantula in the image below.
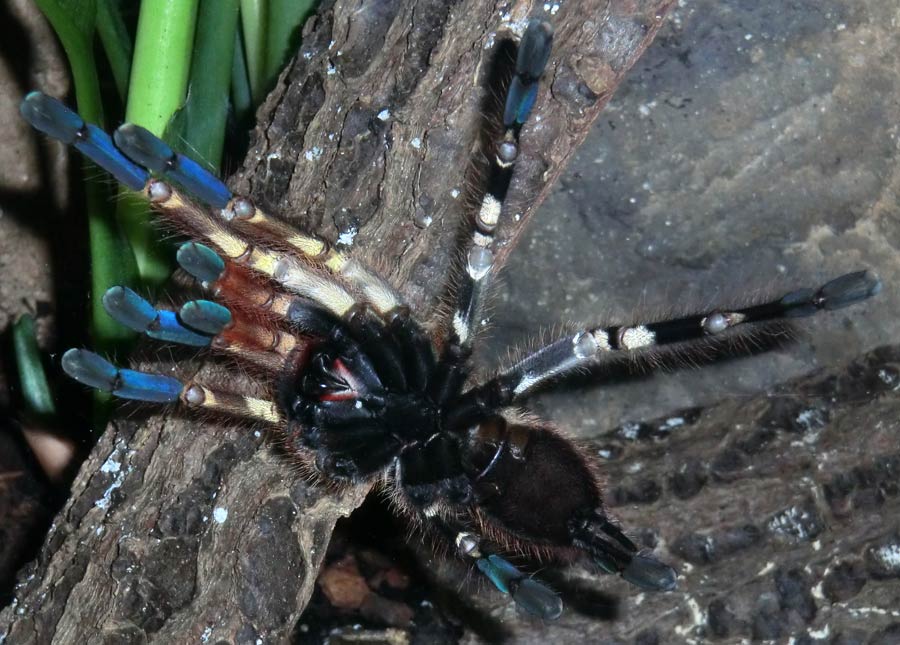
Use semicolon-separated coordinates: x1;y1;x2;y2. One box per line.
20;20;880;620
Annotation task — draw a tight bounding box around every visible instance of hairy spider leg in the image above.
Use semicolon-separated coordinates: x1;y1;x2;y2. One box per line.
20;92;404;320
101;286;215;347
61;349;282;424
444;20;554;359
433;516;563;619
569;512;678;591
457;270;882;412
117;117;404;316
121;125;426;389
218;196;404;315
428;19;554;410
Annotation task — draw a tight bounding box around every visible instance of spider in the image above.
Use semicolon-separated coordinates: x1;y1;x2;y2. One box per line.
19;19;880;621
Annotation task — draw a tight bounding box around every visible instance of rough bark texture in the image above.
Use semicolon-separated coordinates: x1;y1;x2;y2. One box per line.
0;1;674;642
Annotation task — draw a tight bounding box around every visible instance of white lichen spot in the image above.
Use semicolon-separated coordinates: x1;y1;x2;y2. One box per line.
674;595;705;636
253;430;261;438
95;470;125;509
410;137;422;149
873;543;900;571
302;51;313;60
377;109;391;121
213;507;228;524
620;421;641;440
638;100;657;116
809;624;830;640
201;626;213;643
877;368;898;388
100;455;121;474
662;416;686;431
597;449;613;459
96;446;127;509
768;506;814;541
337;229;357;246
304;146;323;161
450;188;460;199
327;63;337;75
811;580;825;600
757;561;776;576
796;408;825;432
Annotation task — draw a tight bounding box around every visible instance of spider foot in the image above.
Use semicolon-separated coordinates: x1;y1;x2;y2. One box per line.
782;269;882;316
621;553;678;592
62;349;183;402
113;122;230;208
61;349;281;424
102;286;222;346
20;92;148;191
477;554;563;620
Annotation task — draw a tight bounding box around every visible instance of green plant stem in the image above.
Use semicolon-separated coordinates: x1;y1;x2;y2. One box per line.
167;0;239;173
95;0;133;100
117;0;200;288
240;0;267;104
265;0;315;82
12;315;56;419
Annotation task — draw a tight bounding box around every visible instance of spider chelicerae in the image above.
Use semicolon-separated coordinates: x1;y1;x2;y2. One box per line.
20;19;881;620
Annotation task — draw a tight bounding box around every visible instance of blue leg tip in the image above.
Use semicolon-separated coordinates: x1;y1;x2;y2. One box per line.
114;124;231;208
61;348;183;402
61;349;118;391
176;242;226;284
180;300;232;335
20;92;83;143
103;286;157;331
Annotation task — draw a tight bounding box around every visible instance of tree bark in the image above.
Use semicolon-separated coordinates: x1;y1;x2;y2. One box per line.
0;1;674;642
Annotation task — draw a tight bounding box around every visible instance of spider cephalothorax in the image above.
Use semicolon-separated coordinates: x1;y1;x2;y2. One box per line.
20;19;880;620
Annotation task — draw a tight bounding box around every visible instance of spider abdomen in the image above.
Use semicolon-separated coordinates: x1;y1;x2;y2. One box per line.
464;417;602;544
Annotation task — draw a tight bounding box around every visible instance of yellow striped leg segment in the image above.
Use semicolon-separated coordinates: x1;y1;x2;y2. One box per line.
221;196;402;314
145;180;356;317
181;383;283;425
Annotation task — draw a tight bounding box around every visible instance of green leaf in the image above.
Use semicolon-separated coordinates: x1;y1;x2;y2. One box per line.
33;0;102;126
239;0;267;104
95;0;133;101
33;0;139;350
265;0;315;83
117;0;200;289
12;315;57;419
230;26;253;127
167;0;240;173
